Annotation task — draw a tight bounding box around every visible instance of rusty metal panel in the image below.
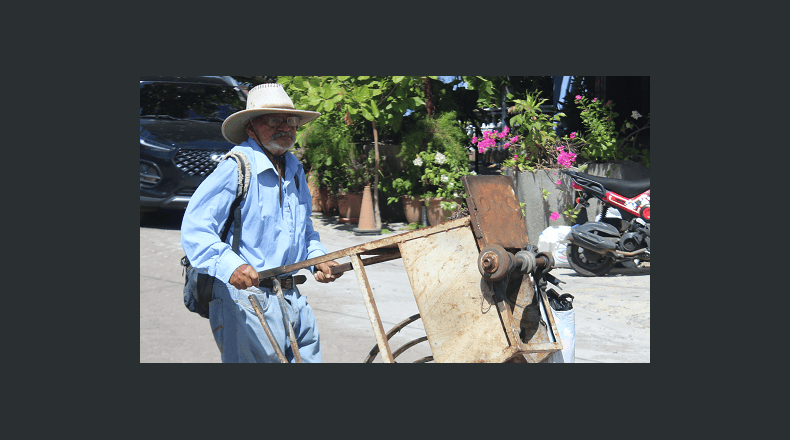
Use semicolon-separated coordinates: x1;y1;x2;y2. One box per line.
462;175;529;249
399;225;511;363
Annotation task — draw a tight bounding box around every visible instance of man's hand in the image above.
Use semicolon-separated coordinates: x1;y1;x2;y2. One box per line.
229;264;259;290
314;261;342;283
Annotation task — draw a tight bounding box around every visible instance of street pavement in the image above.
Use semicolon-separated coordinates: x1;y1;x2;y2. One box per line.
140;209;650;363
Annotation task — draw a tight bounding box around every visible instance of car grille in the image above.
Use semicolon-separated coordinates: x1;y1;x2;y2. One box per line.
173;149;228;176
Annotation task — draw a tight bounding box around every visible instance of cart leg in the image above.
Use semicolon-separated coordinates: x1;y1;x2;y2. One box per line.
350;253;395;363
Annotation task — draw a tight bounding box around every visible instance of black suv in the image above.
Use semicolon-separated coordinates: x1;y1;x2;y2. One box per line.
140;76;247;213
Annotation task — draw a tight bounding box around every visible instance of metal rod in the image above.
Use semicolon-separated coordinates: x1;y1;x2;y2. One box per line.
248;293;288;363
392;336;429;360
350;253;395;363
273;278;302;363
257;217;470;280
364;313;422;363
330;252;402;275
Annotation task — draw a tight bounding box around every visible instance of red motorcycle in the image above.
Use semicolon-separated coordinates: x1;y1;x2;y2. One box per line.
560;170;650;276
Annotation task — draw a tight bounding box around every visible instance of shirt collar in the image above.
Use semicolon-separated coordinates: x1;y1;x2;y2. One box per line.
241;137;300;178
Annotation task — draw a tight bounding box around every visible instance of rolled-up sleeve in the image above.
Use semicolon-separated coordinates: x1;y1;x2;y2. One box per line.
305;218;327;259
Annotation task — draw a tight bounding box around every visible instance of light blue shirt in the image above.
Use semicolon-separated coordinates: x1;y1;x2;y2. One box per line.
181;137;327;283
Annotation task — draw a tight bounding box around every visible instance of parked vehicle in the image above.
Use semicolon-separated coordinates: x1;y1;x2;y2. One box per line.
140;76;246;214
560;170;650;276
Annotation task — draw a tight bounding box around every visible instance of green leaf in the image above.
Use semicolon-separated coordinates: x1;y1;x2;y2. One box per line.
337;76;351;81
392;76;405;84
292;77;305;89
354;86;371;102
370;100;380;118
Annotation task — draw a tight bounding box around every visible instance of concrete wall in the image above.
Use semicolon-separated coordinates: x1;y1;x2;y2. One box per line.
505;160;650;245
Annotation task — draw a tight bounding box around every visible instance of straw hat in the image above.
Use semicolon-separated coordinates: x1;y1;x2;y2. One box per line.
221;83;321;144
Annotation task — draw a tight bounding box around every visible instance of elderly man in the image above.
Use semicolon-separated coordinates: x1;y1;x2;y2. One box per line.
181;83;342;363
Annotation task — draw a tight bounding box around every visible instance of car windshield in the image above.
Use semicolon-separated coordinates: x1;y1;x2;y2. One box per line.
140;82;246;121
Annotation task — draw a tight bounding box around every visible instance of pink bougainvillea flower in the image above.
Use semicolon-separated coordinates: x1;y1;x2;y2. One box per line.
513;155;519;159
592;97;598;102
504;142;510;148
575;95;581;100
570;132;576;139
550;212;560;221
472;136;478;144
606;100;612;106
554;180;562;187
509;136;519;143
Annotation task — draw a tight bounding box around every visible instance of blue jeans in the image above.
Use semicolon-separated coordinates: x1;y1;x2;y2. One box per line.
208;278;321;363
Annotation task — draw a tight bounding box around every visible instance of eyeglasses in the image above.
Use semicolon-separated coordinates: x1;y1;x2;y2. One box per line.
254;115;301;127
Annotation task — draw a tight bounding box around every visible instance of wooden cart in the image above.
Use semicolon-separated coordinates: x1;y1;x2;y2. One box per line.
254;175;563;363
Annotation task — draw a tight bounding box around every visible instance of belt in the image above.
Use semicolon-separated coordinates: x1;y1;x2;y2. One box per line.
259;275;307;290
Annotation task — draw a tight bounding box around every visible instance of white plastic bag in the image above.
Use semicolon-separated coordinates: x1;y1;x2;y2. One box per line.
545;307;575;363
538;226;572;268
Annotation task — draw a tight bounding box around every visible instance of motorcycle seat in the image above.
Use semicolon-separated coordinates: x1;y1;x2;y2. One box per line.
576;172;650;198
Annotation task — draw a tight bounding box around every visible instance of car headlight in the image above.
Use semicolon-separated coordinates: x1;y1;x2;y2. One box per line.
140;137;175;152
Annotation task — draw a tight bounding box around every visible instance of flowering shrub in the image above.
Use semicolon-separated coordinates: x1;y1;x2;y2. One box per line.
556;145;578;169
413;149;470;207
388;111;470;207
476;90;575;171
472;126;519;153
574;95;650;165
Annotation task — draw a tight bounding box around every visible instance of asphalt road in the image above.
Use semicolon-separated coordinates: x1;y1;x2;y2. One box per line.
140;209;650;363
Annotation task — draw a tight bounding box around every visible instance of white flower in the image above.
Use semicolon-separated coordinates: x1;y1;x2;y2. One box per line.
470;171;477;175
631;110;642;120
435;152;447;165
413;156;424;167
453;192;460;198
441;174;449;183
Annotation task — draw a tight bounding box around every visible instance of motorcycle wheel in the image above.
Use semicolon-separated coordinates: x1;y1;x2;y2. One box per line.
567;244;615;276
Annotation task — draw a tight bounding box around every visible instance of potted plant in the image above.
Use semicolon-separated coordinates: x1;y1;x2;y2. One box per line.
481;89;649;244
386;152;425;224
396;112;471;226
296;111;355;215
335;148;372;223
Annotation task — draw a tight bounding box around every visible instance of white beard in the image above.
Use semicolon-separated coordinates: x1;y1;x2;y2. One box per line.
261;132;296;156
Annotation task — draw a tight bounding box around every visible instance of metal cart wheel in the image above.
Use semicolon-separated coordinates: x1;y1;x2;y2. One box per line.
364;313;433;363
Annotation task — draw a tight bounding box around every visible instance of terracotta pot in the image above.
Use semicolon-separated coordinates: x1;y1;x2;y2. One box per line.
401;195;423;224
337;192;363;224
320;188;338;215
426;197;463;226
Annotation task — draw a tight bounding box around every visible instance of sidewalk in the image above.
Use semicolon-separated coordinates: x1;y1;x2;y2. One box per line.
309;212;412;238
